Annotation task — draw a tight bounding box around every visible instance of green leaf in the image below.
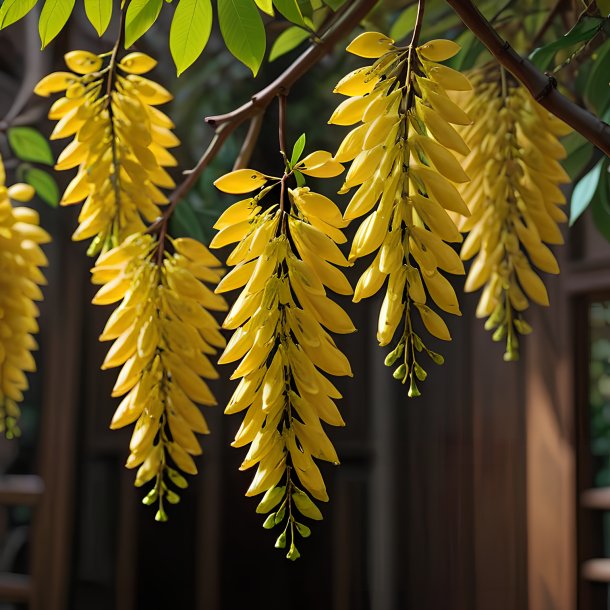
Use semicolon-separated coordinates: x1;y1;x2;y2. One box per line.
272;0;305;26
125;0;163;48
85;0;112;36
292;489;323;520
446;29;486;71
269;25;309;61
529;17;603;71
39;0;75;48
24;167;59;207
0;0;37;29
7;127;54;165
596;0;610;17
389;5;418;42
296;0;312;19
322;0;345;10
591;160;610;241
290;133;306;167
561;132;594;181
294;169;305;187
570;158;604;225
170;0;213;76
218;0;266;76
254;0;273;14
584;38;610;115
169;198;206;242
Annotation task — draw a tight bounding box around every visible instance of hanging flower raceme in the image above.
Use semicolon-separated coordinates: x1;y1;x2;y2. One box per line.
90;233;227;520
0;155;50;438
211;157;353;560
330;32;472;396
35;50;179;255
452;66;570;360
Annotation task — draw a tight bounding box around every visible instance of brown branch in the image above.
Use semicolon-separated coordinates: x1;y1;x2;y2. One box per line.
446;0;610;157
149;0;382;234
232;112;264;170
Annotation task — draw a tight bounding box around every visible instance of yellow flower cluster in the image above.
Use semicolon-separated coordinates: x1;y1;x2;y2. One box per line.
35;50;179;255
211;159;353;559
90;233;227;519
330;32;472;395
0;156;49;438
453;66;570;360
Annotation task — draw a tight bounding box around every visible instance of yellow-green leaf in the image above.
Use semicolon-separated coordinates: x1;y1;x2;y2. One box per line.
39;0;75;48
272;0;305;26
254;0;274;15
7;127;54;165
85;0;112;36
170;0;213;75
125;0;163;48
24;167;59;207
269;25;309;61
0;0;37;29
218;0;266;76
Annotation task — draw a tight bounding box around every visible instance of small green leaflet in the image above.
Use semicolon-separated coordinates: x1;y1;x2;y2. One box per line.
290;133;306;167
272;0;305;27
254;0;273;15
125;0;163;48
389;5;417;42
569;158;604;225
0;0;37;29
218;0;266;77
170;0;213;76
85;0;112;36
24;167;59;207
584;38;610;115
39;0;75;48
269;25;309;61
529;17;603;71
561;132;593;181
322;0;345;10
591;160;610;241
7;127;54;165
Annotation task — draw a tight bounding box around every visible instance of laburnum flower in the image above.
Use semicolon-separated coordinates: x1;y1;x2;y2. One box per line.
211;159;353;560
0;155;50;438
452;65;570;360
330;32;472;396
35;50;179;255
90;233;227;520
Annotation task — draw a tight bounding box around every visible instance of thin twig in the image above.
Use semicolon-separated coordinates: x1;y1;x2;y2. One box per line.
446;0;610;157
232;112;264;170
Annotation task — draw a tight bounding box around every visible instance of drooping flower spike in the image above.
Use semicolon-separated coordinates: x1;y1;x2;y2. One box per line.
212;154;354;559
0;155;50;438
91;233;227;520
35;51;179;255
452;65;570;360
330;32;472;396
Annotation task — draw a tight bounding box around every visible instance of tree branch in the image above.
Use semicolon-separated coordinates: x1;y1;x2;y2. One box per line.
232;113;264;171
446;0;610;157
150;0;381;234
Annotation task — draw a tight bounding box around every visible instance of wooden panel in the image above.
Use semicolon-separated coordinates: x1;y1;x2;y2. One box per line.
469;300;528;610
401;300;476;610
525;269;576;610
